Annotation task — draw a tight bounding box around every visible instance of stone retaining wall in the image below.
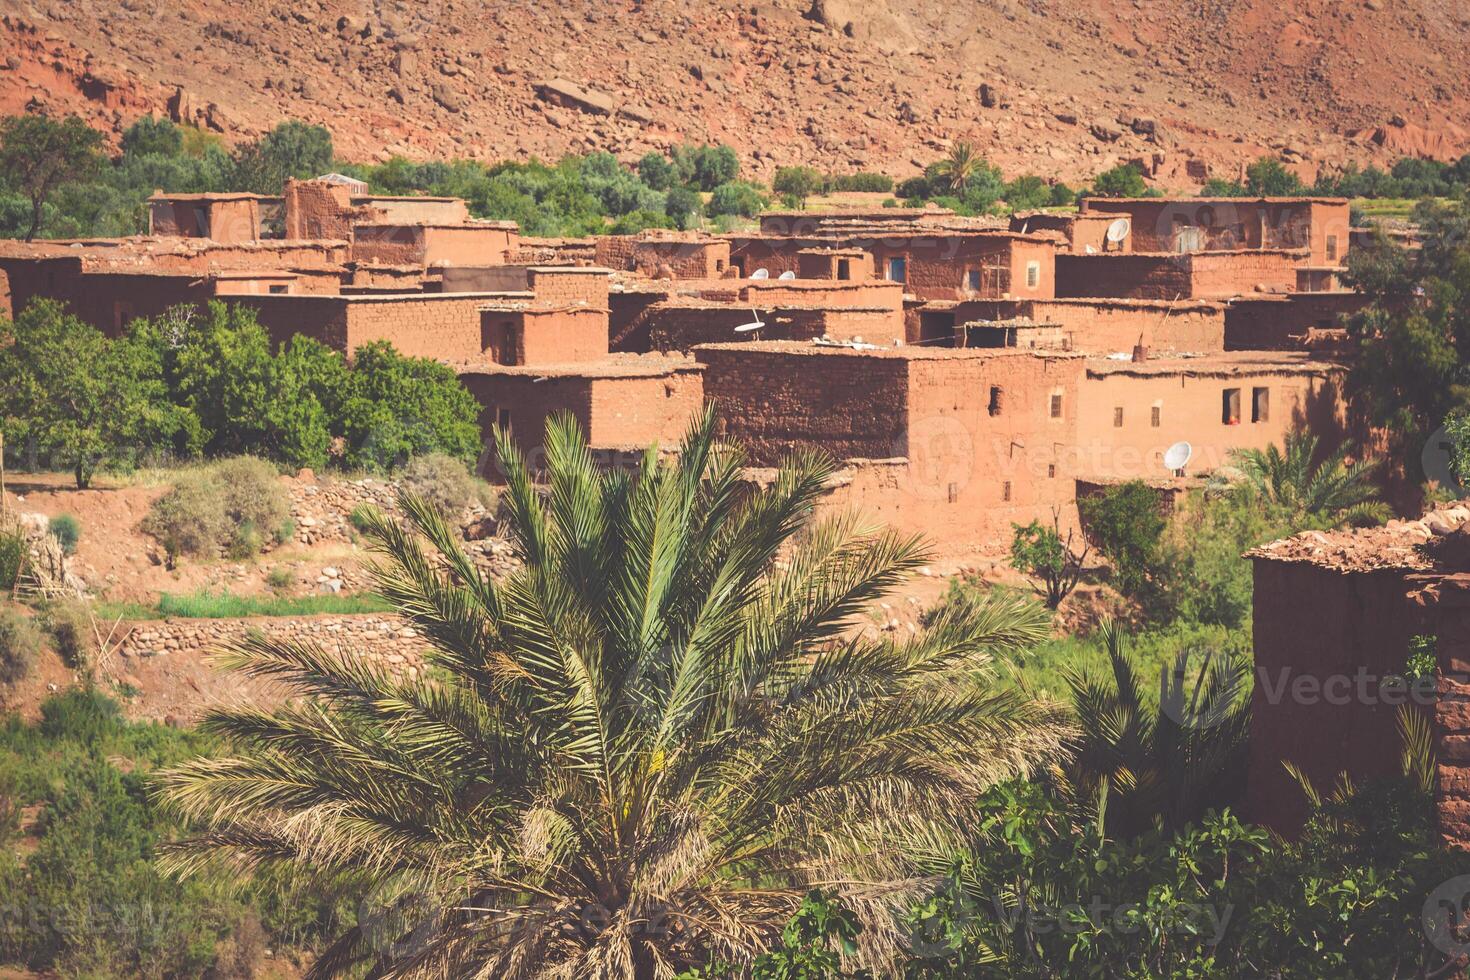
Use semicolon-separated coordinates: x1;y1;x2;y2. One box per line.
119;615;432;679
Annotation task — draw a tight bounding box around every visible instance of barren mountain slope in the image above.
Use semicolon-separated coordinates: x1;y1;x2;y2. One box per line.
2;0;1467;182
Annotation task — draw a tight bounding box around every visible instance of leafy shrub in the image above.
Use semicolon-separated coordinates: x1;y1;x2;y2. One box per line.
824;172;893;193
707;180;768;218
143;457;290;560
1009;516;1088;608
47;513;80;555
43;599;95;671
0;527;25;591
0;606;41;684
399;453;488;518
1078;481;1166;600
266;566;293;590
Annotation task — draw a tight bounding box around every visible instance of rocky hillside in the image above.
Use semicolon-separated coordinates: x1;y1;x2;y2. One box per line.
2;0;1467;184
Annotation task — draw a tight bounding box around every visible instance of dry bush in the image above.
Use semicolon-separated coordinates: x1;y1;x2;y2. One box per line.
44;599;97;671
399;453;492;518
143;458;290;562
0;606;42;685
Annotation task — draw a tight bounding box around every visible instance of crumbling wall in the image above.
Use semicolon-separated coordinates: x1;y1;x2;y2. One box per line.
527;267;610;309
284;179;359;240
960;298;1225;354
1057;253;1193;300
1225;293;1368;350
1246;562;1427;836
234;293;491;358
696;346;911;464
744;279;901;312
1188;251;1303;297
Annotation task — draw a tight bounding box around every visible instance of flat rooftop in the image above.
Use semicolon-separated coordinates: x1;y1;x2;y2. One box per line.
455;352;700;379
1247;502;1470;574
695;339;1083;361
1086;350;1343;378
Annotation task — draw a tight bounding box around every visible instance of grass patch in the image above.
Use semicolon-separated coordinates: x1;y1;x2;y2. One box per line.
1352;197;1422;221
996;619;1249;702
97;589;394;621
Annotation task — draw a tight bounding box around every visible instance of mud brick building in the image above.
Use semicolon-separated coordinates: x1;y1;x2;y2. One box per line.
1078;196;1352;267
695;342;1084;548
1056;249;1308;300
594;232;732;279
1223;292;1370;350
459;354;706;469
1246;509;1470;848
1076;352;1347;480
148;192;268;243
944;297;1227;354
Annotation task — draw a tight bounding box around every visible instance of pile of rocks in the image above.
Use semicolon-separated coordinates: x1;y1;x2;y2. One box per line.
1247;502;1470;574
289;477;401;546
118;614;431;680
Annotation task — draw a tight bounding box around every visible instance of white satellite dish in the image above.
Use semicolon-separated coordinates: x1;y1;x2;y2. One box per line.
778;270;797;280
734;309;766;334
750;268;770;280
1163;440;1193;474
1105;218;1131;244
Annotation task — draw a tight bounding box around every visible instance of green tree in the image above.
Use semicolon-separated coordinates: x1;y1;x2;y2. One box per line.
0;113;104;240
338;339;482;471
773;166;823;209
637;151;675;191
1244;156;1305;196
1078;482;1165;600
157;411;1064;978
1226;432;1388;527
231;120;334;194
707;180;768;218
121;115;184;158
664;185;703;228
1343;201;1470;462
1089;164;1149;198
0;300;172;486
1009;513;1088;609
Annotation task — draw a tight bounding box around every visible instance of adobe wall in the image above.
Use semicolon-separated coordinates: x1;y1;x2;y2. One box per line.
696;345;1085;552
488;308;608;365
595;237;731;278
232;293;496;358
1224;293;1369;350
150;198;261;243
696;346;911;464
587;369;706;449
351;225;517;267
0;266;11;321
646;303;902;351
1076;362;1346;480
527;267;610;309
459;372;594;473
797;249;874;280
959;298;1226;354
903;351;1082;544
1246;561;1428;835
363;197;471;225
744;279;902;312
459;362;704;477
1188;250;1304;297
49;272;212;336
1057;253;1192;300
1057;251;1303;300
284;180;357;240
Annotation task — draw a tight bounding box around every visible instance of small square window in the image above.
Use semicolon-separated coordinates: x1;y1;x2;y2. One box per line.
1222;388;1241;425
1050;393;1063;419
1002;481;1012;502
1113;406;1124;428
967;269;981;292
837;258;851;280
1047;463;1056;479
1252;387;1270;423
1326;235;1338;262
496;408;512;431
1026;261;1040;289
988;386;1003;416
1151;405;1161;427
887;257;907;283
268;284;288;294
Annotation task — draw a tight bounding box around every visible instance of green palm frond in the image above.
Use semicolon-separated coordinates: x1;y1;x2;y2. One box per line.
1228;432;1388;528
155;412;1068;978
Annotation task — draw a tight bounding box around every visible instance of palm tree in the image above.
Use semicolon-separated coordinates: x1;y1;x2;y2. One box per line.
930;141;982;194
1061;622;1251;839
156;410;1065;979
1226;432;1389;527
